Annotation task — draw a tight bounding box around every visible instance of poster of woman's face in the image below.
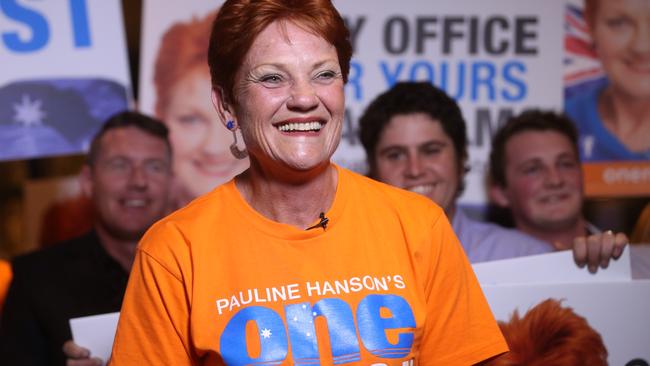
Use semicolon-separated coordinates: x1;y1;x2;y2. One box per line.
563;0;650;199
564;0;650;164
139;1;248;209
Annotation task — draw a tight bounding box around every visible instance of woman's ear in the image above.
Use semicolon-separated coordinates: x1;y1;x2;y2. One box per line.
211;88;234;127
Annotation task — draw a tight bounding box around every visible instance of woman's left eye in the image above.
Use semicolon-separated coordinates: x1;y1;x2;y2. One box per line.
316;71;336;80
178;114;203;125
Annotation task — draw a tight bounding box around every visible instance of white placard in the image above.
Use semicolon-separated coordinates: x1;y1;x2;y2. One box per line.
69;312;120;364
473;246;632;285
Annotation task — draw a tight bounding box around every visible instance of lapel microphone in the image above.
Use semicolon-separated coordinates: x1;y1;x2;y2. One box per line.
306;212;329;231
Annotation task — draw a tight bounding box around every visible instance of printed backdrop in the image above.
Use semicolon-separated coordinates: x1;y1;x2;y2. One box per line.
0;0;131;161
139;0;565;207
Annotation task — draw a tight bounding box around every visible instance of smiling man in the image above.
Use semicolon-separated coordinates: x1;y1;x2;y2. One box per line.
360;83;627;272
0;111;173;365
489;110;627;272
359;82;553;264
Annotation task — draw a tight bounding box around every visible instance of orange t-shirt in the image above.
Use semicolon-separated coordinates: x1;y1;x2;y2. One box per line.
0;260;12;312
110;165;506;365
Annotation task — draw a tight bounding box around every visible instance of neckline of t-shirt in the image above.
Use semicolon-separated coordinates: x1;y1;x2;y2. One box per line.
226;163;348;241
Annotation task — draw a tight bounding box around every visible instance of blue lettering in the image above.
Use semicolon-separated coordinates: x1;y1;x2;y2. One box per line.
69;0;91;47
471;61;496;101
220;294;416;363
286;300;360;365
345;60;363;102
1;0;49;52
220;306;288;364
501;61;527;102
439;61;466;100
408;61;434;83
357;294;415;359
380;61;404;88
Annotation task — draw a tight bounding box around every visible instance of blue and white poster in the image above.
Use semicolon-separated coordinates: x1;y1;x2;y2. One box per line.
333;0;565;206
0;0;131;161
563;0;650;197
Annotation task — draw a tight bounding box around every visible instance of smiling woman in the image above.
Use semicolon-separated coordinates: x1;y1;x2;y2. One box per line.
154;11;249;208
109;1;507;364
565;0;650;162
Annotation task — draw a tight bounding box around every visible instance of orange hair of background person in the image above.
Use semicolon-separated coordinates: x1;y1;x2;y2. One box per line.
481;299;608;366
583;0;597;29
153;10;216;118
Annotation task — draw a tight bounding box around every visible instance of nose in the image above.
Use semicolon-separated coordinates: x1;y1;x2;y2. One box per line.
129;165;148;190
404;154;424;179
632;22;650;54
286;79;318;111
544;167;564;187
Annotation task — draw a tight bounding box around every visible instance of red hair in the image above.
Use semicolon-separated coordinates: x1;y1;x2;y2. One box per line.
154;11;216;117
482;299;608;366
208;0;352;104
583;0;598;30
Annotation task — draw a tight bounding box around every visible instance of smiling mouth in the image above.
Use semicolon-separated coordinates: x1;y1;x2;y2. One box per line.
625;60;650;73
407;184;436;195
276;121;324;132
121;198;148;208
539;193;571;204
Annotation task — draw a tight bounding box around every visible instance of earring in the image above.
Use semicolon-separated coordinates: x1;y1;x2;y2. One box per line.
226;120;248;160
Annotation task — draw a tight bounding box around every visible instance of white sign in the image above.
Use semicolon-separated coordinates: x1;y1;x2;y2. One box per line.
70;311;120;364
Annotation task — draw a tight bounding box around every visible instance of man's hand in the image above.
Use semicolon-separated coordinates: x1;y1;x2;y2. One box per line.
573;231;628;273
63;340;103;366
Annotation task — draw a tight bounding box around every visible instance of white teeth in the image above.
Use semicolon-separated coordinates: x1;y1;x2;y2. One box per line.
408;184;434;195
124;199;146;207
278;121;323;132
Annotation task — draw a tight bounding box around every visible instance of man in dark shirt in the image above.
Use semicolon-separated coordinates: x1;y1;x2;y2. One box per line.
0;111;173;365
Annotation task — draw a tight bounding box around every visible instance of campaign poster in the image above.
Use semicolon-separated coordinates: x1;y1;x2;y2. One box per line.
334;0;565;207
138;0;248;208
564;0;650;197
140;0;564;207
0;0;131;161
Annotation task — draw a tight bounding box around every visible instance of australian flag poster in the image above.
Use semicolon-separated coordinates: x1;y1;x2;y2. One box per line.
0;0;131;161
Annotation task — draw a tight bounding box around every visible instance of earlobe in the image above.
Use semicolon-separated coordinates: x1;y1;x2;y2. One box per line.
489;184;511;208
211;88;233;128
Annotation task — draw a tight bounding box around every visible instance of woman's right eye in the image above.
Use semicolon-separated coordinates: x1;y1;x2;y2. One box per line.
178;114;203;125
605;16;632;30
260;74;282;84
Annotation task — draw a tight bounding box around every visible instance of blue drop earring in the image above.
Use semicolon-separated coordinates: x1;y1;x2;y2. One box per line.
226;120;248;159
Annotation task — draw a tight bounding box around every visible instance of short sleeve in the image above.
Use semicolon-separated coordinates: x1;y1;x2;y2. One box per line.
109;224;196;365
418;213;508;364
